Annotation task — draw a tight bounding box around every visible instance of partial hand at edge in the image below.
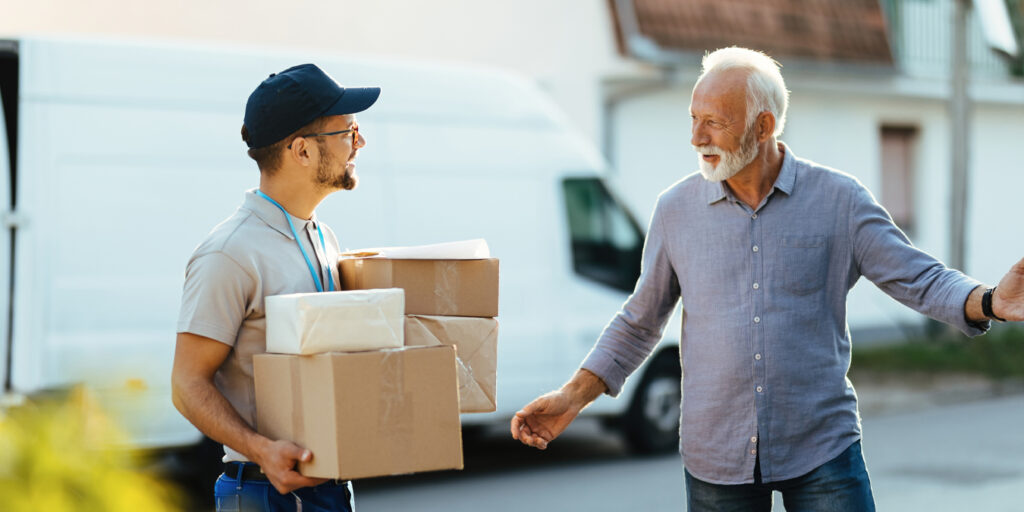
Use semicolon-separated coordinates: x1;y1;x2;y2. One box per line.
254;439;329;495
994;256;1024;322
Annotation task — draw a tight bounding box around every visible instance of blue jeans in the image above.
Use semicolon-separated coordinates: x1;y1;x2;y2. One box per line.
685;440;875;512
214;464;354;512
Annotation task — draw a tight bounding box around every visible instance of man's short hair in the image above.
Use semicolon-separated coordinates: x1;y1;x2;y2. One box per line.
697;47;790;137
240;117;328;174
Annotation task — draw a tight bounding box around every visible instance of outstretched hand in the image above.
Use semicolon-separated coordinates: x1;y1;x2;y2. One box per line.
994;256;1024;322
510;391;581;450
510;369;608;450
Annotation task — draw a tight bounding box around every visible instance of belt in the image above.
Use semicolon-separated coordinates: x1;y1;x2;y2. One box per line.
223;462;350;487
224;462;268;481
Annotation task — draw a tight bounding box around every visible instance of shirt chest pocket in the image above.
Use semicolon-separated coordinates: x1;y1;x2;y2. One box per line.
776;234;828;295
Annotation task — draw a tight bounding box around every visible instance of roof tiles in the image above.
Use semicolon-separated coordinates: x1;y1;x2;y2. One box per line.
614;0;893;63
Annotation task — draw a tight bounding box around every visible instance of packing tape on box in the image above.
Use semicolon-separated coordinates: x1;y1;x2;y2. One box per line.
379;349;415;462
455;356;476;398
289;358;305;440
433;261;459;315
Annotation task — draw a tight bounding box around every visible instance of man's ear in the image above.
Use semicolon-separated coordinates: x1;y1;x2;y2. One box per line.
756;111;776;142
286;136;315;167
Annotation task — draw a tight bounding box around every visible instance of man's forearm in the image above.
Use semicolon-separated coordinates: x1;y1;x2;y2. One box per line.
172;377;269;462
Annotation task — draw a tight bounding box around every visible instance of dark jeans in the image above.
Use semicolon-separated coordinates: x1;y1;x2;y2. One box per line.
214;463;354;512
685;441;875;512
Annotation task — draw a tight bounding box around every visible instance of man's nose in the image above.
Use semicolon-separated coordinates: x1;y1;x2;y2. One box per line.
691;124;709;147
355;132;366;149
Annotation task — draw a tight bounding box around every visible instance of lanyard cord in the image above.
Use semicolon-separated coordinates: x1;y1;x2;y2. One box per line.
256;190;335;292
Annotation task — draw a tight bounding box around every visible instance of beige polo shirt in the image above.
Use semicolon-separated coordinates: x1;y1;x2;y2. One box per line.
177;188;342;462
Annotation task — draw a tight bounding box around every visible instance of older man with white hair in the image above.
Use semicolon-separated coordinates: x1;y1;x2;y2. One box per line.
512;47;1024;511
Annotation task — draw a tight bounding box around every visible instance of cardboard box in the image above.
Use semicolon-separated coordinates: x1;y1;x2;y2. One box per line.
339;258;499;317
253;346;463;479
404;315;498;413
265;289;404;355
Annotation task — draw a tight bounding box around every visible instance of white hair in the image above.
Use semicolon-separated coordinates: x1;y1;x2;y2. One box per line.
696;47;790;137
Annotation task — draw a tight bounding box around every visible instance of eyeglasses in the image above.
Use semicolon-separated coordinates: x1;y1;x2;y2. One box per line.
287;125;360;149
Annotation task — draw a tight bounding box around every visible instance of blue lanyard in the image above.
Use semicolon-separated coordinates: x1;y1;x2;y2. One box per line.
256;190;335;292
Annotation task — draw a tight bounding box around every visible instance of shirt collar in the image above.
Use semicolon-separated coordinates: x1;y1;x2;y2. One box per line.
242;188;319;240
703;141;797;205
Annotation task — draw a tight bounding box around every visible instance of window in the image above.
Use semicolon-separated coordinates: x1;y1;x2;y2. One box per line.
880;125;918;236
562;177;643;293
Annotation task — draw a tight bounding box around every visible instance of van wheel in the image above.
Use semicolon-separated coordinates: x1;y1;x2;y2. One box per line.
620;353;680;454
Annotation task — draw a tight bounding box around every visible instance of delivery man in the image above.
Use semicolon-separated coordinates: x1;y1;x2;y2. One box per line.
172;63;380;511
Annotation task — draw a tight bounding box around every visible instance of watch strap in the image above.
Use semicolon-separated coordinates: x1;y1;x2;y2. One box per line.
982;287;1007;322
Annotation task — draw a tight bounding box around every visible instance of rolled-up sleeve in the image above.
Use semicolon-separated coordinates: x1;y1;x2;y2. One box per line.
849;182;988;336
581;194;682;396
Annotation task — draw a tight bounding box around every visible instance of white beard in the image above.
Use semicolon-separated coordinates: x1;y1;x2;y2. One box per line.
694;129;759;182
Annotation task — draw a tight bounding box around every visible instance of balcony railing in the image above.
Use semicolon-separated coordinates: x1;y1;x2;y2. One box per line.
885;0;1024;80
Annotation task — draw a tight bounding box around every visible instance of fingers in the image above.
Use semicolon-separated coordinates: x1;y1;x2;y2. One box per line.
264;441;320;494
271;473;325;495
524;434;549;450
519;429;550;450
511;397;542;441
510;411;552;450
280;442;312;462
290;475;328;491
511;408;541;441
510;414;524;440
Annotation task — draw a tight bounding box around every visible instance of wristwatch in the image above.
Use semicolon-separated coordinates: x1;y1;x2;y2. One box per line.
982;287;1007;322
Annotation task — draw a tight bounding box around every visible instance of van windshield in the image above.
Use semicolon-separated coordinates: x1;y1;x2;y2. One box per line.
562;177;643;293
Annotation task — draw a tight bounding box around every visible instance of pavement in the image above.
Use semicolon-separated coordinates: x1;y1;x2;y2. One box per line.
354;380;1024;512
863;393;1024;512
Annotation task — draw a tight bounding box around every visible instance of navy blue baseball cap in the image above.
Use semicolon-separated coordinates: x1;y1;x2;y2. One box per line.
243;63;381;148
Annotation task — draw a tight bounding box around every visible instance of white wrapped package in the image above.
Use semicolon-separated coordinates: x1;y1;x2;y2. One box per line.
265;289;405;354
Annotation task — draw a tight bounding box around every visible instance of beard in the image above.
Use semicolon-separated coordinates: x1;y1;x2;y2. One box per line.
693;125;759;182
315;141;358;191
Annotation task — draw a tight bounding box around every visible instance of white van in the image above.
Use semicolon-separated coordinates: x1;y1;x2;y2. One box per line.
0;36;681;461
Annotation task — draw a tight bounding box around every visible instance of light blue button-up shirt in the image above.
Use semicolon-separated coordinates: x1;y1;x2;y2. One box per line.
582;143;987;485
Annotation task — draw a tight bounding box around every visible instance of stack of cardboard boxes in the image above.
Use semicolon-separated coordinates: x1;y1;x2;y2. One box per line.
252;244;498;481
340;257;500;413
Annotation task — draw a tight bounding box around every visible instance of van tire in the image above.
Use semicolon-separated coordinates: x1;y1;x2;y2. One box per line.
620;352;680;454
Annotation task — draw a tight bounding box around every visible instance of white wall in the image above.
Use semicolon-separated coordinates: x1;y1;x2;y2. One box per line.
609;76;1024;338
0;0;640;147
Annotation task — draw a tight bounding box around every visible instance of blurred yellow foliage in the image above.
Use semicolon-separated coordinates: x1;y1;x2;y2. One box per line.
0;386;181;511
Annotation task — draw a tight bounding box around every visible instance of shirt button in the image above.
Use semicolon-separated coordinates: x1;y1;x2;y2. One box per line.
751;449;757;455
755;353;762;360
756;386;763;393
751;213;758;219
752;245;759;252
751;436;757;443
753;283;760;290
754;316;761;323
